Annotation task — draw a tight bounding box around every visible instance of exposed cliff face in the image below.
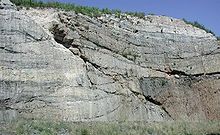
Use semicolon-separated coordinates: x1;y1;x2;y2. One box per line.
0;1;220;123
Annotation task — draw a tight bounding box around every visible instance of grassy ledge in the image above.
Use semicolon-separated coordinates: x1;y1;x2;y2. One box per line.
10;0;145;18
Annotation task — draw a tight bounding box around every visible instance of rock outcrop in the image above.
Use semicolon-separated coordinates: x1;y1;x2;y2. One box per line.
0;0;16;10
0;1;220;123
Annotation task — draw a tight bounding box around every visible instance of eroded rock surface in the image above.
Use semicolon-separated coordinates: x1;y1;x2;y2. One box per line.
0;2;220;123
0;0;16;10
0;4;169;123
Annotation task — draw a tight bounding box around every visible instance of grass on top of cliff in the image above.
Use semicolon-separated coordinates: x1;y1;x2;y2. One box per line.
1;119;220;135
11;0;145;18
12;1;218;37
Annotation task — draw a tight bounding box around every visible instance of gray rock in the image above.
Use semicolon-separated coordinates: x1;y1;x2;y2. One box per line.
0;0;16;10
0;9;169;123
45;11;219;121
140;77;170;98
0;6;219;123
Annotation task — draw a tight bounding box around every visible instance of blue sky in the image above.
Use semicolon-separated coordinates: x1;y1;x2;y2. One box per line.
44;0;219;36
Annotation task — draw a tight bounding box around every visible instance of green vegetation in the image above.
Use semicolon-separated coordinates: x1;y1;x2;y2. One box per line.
11;0;145;18
182;18;215;36
10;1;219;37
1;119;220;135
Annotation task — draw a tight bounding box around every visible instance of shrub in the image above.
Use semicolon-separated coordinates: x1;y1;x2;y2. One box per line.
112;9;122;18
182;18;215;36
101;8;113;15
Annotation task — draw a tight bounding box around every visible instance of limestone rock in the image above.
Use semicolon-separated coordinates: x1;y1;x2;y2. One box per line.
0;5;169;123
0;2;220;122
0;0;16;10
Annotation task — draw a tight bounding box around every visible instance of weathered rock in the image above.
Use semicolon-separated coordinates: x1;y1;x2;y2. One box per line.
0;1;220;122
0;4;169;123
0;0;16;10
140;76;220;121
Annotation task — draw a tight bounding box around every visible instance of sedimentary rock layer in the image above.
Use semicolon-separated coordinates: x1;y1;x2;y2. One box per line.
0;1;219;122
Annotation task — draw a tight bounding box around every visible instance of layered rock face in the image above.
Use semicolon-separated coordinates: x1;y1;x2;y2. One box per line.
0;1;220;122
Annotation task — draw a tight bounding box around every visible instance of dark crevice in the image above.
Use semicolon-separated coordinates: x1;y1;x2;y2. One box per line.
0;106;15;110
202;51;220;56
0;47;24;54
0;96;45;110
132;90;174;120
169;70;188;76
23;96;41;104
201;47;220;56
24;31;47;42
153;68;187;76
153;67;220;78
0;98;17;110
0;101;19;111
0;98;11;109
192;72;220;77
80;55;101;69
103;90;117;95
53;34;73;48
51;24;72;48
87;77;94;86
54;38;67;47
162;106;174;120
3;29;48;42
142;95;174;120
134;29;138;33
144;96;162;106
